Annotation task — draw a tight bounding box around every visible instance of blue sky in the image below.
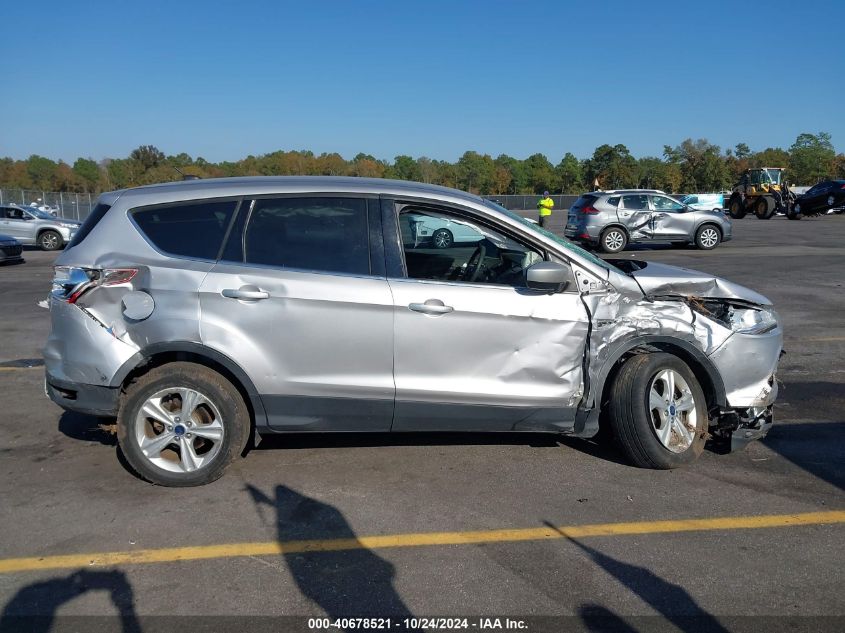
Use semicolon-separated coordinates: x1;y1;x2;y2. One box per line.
1;0;842;163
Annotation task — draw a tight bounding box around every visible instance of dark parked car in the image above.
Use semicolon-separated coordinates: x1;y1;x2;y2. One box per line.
789;180;845;219
0;233;23;264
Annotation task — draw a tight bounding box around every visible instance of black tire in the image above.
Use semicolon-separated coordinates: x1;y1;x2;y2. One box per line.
599;227;627;253
754;196;775;220
786;206;801;220
117;362;250;486
607;353;707;469
432;228;453;249
38;230;62;251
694;224;721;250
728;195;746;219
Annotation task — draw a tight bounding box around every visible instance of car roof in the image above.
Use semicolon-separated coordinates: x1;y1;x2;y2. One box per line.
108;176;487;206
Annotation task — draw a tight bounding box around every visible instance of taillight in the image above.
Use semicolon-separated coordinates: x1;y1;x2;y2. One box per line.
581;206;600;215
52;267;138;304
840;184;845;189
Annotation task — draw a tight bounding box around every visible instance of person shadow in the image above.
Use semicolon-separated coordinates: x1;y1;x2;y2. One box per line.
246;484;416;623
0;569;142;633
542;523;729;633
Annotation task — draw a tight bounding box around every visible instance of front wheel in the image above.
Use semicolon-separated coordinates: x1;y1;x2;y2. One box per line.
755;196;775;219
607;353;707;469
39;230;62;251
694;225;721;250
600;227;627;253
117;362;250;486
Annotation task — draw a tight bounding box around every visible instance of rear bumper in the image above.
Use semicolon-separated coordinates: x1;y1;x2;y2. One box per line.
46;372;120;417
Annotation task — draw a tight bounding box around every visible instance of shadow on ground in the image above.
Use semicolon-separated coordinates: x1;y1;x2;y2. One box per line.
0;569;141;633
246;484;418;621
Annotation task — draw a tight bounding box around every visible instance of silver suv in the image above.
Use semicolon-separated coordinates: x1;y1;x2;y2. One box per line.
45;177;781;486
564;190;732;253
0;204;81;250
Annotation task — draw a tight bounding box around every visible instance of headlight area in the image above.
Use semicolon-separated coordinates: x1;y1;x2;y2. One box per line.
685;297;782;451
687;297;779;335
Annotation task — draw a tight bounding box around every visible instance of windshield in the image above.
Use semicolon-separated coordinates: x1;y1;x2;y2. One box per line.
481;199;620;273
766;169;782;185
27;207;56;219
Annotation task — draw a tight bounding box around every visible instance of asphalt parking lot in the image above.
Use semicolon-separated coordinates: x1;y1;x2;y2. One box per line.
0;215;843;632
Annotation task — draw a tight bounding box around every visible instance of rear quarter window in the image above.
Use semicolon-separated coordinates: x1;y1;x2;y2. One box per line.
67;203;111;248
131;200;238;260
571;195;598;209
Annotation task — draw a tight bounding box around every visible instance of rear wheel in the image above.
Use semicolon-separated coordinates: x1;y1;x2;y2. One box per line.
728;195;746;219
600;227;627;253
38;230;62;251
607;353;707;469
117;362;250;486
432;228;453;249
754;196;775;219
694;224;721;250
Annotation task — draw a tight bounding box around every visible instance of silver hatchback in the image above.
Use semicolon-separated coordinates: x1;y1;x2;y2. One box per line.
564;190;732;253
45;177;780;486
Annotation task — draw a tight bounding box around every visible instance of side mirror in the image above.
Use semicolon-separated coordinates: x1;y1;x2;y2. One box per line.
526;261;573;293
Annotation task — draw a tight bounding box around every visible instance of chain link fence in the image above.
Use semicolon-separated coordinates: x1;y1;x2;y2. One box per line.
0;188;96;221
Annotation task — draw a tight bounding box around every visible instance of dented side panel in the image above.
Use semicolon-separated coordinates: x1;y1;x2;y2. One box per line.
389;278;589;431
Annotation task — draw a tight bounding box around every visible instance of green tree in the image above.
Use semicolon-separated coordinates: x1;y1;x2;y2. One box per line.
555;153;583;193
456;151;495;193
72;158;100;192
663;139;729;192
388;155;420;182
789;132;835;185
523;153;556;194
130;145;165;170
734;143;751;159
26;155;59;190
585;144;637;190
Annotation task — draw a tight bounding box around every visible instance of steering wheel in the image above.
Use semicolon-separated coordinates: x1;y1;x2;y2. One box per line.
463;242;488;282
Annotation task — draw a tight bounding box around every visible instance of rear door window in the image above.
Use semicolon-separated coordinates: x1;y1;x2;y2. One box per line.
132;200;238;260
621;194;649;210
571;195;598;210
241;197;370;275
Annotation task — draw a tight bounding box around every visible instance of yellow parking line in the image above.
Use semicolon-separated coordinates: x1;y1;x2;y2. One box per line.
0;510;842;575
0;366;41;372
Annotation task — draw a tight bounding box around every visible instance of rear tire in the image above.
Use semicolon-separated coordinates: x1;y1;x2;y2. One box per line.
600;227;627;253
432;228;453;249
117;362;250;486
607;353;707;469
694;224;721;250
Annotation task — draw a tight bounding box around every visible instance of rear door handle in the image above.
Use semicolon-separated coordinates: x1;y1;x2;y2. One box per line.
222;285;270;300
409;299;453;315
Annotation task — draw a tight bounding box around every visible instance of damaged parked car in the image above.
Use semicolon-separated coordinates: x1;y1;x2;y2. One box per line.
45;177;782;486
565;190;732;253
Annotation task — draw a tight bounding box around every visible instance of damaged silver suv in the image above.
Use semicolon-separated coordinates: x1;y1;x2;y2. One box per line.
45;177;782;486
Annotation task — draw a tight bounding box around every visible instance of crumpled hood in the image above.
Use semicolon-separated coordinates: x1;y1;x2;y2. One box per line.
616;260;772;306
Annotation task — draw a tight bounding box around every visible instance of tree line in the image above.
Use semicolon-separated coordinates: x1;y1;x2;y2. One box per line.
1;132;841;196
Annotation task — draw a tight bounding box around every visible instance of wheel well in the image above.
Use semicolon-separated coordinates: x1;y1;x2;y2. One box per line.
598;343;723;427
601;224;629;238
120;351;258;448
697;222;722;237
37;228;60;237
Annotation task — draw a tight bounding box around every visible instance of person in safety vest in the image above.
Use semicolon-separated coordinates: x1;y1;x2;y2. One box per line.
537;191;554;228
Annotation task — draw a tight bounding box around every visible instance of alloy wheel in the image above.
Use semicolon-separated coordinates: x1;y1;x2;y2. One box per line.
699;227;719;248
134;387;225;473
648;369;698;453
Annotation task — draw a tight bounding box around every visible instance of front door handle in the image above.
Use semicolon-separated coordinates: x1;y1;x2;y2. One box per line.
409;299;453;315
222;285;270;301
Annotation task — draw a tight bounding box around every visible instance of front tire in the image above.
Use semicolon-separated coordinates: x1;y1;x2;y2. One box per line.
600;227;628;253
755;196;775;220
607;353;707;469
39;230;62;251
694;225;721;250
117;362;250;486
